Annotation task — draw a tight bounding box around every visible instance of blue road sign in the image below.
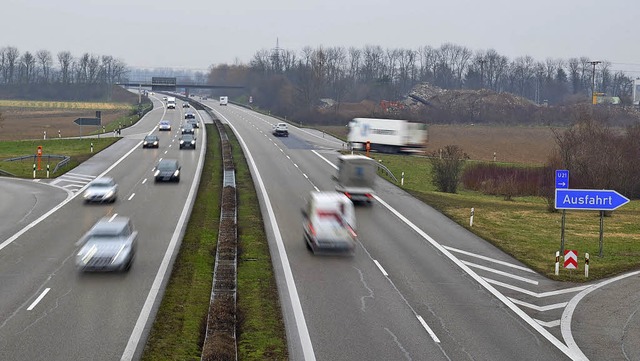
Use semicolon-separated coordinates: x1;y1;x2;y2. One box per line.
555;170;569;189
555;189;630;210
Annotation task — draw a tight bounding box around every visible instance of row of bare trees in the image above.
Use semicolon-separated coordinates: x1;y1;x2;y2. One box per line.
0;46;128;85
208;43;635;116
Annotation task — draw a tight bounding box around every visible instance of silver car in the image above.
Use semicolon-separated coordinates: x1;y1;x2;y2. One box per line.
83;177;118;203
76;216;137;272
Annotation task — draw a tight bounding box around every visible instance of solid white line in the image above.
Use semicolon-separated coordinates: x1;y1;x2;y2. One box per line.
444;246;536;273
508;297;567;312
312;151;575;357
108;214;118;222
561;270;640;361
210;108;316;361
128;193;135;201
485;278;589;298
461;261;539;285
373;260;388;276
417;315;440;343
59;179;90;184
535;319;561;328
27;288;50;311
142;179;147;184
120;117;208;361
66;172;96;179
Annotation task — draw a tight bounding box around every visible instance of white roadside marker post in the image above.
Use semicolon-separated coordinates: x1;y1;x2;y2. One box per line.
555;251;560;276
585;253;590;278
470;207;474;227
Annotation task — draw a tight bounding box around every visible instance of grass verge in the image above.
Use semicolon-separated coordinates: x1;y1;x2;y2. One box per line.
230;123;288;359
141;124;287;360
0;138;118;177
141;124;221;361
371;152;640;282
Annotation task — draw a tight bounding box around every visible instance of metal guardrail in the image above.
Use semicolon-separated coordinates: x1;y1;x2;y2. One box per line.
2;154;70;175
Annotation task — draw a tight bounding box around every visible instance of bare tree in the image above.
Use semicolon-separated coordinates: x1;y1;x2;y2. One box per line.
19;51;36;83
5;46;20;84
57;51;72;84
36;49;52;83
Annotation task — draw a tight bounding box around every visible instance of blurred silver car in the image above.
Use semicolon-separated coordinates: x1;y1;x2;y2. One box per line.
76;216;137;272
83;177;118;203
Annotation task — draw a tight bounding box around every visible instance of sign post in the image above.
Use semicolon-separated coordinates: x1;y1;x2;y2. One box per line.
555;170;569;255
555;187;629;258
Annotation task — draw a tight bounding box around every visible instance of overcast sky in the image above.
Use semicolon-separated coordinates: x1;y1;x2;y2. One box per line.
5;0;640;75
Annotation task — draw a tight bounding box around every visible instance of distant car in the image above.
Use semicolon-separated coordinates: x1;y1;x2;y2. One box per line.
162;96;167;101
179;134;196;149
184;112;196;119
182;102;190;108
154;159;181;182
158;120;171;131
181;123;195;134
186;118;199;128
83;177;118;203
142;135;159;148
273;122;289;137
75;216;137;272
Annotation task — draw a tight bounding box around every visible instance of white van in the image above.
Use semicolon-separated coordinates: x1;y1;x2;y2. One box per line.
302;191;357;255
219;96;228;106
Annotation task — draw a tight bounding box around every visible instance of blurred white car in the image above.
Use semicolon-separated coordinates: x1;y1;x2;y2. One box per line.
83;177;118;203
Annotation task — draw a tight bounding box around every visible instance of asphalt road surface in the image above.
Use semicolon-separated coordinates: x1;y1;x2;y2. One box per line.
0;95;209;360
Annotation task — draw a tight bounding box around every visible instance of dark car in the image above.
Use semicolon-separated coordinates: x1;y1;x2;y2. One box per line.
154;159;181;182
186;118;199;128
179;134;196;149
142;135;159;148
75;216;137;272
184;112;196;119
182;102;190;108
181;123;195;134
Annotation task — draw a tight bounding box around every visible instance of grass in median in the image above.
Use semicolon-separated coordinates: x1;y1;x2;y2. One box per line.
229;124;288;359
141;124;287;360
0;138;118;177
142;125;222;361
372;152;640;281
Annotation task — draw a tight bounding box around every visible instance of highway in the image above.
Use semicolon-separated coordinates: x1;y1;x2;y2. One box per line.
0;95;209;360
203;101;571;360
1;94;638;360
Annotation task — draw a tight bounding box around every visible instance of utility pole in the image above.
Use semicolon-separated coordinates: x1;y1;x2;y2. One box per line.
479;58;486;89
590;60;602;105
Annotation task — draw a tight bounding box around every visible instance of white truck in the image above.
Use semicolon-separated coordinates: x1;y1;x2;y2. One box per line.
303;191;357;255
334;154;376;204
347;118;426;154
219;96;228;106
166;96;176;109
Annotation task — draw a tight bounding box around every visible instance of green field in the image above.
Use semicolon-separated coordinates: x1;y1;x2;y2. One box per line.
0;138;119;177
371;152;640;281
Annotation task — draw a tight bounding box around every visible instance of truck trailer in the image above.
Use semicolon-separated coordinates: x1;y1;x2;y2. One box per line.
334;154;376;205
347;118;426;154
